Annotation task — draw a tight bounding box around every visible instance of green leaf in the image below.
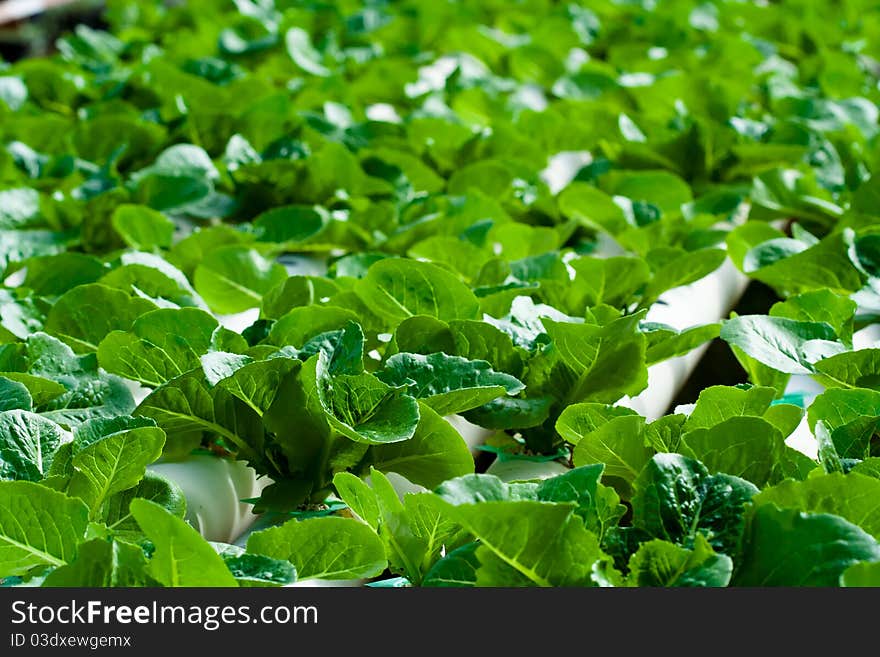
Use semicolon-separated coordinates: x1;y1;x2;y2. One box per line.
814;349;880;390
447;319;526;376
815;420;844;474
733;505;880;586
133;170;213;213
748;168;843;228
446;500;609;587
408;237;491;282
535;464;625;540
267;305;359;348
100;252;206;309
753;472;880;540
485;295;571;350
348;470;466;585
763;403;804;438
367;468;404;517
770;289;856;347
136;370;261;461
167;225;248;278
378;352;524;415
851;458;880;479
333;472;380;530
43;539;149;587
534;464;603;511
683;385;776;430
541;311;648;405
67;416;166;517
0;410;67;481
557;183;627;234
194;246;287;314
556;403;639;445
130;498;237;587
0;289;43;342
849;231;880;277
607;170;692;214
462;395;552;430
627;536;732;587
632;454;758;555
0;481;88;577
213;544;296;587
254;205;329;246
435;474;539;505
642;249;726;306
720;315;843;374
644;323;720;365
14;335;135;428
841;560;880;587
261;357;358;494
807;388;880;460
569;413;652;495
261;275;340;320
294;321;365;375
568;256;651;311
247;516;387;581
200;352;252;386
45;284;157;353
211;355;300;417
355;259;480;325
111;205;175;251
319;361;420;445
103;472;186;539
20;253;105;297
681;416;785;486
644;414;686;452
370;402;474;489
0;229;72;274
98;308;233;388
422;542;480;588
744;238;809;272
0;377;32;412
386;492;465;585
743;231;863;297
134;143;218;181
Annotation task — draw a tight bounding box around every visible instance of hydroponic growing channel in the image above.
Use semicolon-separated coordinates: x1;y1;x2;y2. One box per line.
0;0;880;589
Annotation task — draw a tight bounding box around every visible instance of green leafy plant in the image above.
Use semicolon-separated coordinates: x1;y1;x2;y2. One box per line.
1;0;880;588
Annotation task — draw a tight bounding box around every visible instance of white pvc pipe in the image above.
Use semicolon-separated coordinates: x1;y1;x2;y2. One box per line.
444;413;496;453
148;456;270;544
619;257;750;420
0;0;74;26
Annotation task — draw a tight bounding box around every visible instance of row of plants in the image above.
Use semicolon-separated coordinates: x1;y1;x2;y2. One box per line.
1;0;880;586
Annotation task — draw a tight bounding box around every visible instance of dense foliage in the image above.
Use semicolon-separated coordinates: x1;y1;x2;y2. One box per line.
1;0;880;587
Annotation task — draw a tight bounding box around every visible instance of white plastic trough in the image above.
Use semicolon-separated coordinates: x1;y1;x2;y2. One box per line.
619;257;750;421
148;456;270;544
